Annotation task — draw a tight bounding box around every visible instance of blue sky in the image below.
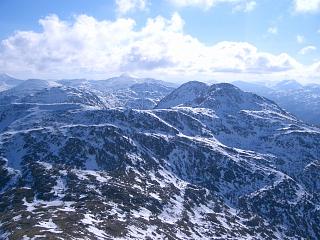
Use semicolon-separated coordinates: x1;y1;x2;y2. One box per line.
0;0;319;82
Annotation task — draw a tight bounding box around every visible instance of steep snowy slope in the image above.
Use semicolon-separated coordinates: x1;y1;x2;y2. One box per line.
0;82;319;239
156;81;208;109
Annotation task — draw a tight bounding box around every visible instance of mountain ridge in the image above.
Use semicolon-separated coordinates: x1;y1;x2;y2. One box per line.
0;81;319;239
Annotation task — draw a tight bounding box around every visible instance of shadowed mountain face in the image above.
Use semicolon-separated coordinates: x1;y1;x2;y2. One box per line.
233;80;320;126
0;80;319;239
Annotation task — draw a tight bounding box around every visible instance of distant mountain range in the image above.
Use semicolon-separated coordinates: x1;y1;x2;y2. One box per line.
0;74;177;109
2;74;320;126
233;79;320;126
0;76;319;239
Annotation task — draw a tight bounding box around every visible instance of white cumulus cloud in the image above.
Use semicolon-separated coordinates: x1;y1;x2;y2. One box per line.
168;0;256;12
233;1;256;12
0;13;318;82
296;35;305;43
169;0;216;9
268;27;278;35
116;0;148;15
241;1;256;12
299;45;317;55
294;0;320;13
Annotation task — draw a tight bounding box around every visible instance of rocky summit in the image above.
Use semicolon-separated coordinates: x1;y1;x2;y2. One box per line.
0;80;319;239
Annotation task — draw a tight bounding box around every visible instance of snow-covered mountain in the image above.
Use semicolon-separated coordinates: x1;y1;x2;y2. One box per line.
0;75;176;110
0;74;24;92
0;78;60;96
0;79;107;109
233;79;320;126
155;81;208;109
112;82;175;109
0;79;63;105
273;79;303;91
58;75;177;109
8;79;61;92
0;81;319;239
58;74;176;91
20;86;108;108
